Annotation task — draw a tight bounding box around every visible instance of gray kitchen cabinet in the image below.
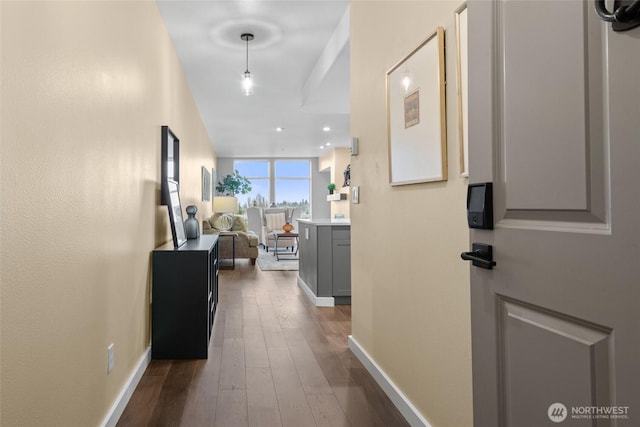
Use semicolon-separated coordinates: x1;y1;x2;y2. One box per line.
297;220;350;305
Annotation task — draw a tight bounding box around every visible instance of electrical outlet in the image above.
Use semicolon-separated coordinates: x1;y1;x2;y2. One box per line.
107;344;114;373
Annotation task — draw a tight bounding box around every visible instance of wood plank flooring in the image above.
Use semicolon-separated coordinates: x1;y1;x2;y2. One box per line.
117;261;409;427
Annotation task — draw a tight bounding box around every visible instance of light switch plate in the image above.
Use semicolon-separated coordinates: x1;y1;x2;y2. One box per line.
350;137;359;156
351;186;359;204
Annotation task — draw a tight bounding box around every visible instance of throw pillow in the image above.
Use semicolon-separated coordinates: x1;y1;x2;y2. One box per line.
211;213;233;231
231;215;248;233
265;212;286;232
208;212;223;229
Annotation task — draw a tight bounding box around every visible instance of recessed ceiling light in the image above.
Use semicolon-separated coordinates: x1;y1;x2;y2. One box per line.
325;142;331;146
323;126;331;132
320;146;324;149
276;127;284;132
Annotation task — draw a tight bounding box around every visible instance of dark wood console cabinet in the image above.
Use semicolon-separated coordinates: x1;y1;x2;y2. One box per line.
152;235;219;359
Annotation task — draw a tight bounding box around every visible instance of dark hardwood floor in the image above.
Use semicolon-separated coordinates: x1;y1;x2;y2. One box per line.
118;261;409;427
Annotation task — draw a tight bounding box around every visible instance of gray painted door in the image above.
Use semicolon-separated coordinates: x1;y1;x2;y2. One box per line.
468;1;640;426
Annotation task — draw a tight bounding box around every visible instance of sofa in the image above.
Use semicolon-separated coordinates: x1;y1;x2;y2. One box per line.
202;213;259;265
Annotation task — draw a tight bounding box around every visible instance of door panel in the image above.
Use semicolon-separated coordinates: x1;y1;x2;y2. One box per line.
502;1;589;211
500;297;613;426
468;0;640;426
497;0;609;225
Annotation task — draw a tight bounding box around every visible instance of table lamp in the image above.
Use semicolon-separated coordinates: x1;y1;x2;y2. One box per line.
213;196;238;214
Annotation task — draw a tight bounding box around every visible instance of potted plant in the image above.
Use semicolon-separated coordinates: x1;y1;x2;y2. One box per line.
216;170;252;196
327;182;336;195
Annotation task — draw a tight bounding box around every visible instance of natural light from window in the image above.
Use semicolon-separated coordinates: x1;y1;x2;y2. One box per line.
233;160;311;217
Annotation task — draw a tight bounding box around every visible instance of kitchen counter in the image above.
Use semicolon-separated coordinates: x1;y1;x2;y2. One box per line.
297;218;350;226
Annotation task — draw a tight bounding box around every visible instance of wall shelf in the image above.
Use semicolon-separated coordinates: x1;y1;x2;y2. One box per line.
327;193;347;201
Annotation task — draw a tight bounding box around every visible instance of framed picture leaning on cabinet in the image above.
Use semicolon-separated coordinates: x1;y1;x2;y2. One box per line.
166;179;187;248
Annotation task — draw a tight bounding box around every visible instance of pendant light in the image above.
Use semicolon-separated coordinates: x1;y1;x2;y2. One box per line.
241;33;254;96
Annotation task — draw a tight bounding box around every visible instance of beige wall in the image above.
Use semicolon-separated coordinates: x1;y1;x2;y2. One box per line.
0;1;215;425
350;2;472;426
319;147;351;218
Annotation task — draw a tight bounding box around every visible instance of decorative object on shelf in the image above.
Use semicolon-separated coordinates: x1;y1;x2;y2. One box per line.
184;205;200;239
216;170;252;196
328;182;336;195
343;164;351;187
161;126;180;206
201;166;211;201
282;222;294;232
387;27;447;186
241;33;255;96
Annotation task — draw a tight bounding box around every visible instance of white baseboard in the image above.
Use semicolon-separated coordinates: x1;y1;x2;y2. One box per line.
348;336;432;427
297;275;334;307
100;346;151;427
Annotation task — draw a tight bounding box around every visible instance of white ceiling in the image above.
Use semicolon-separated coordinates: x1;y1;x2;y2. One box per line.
156;0;351;158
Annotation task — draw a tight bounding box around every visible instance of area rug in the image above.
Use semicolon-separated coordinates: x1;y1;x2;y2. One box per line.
256;248;299;271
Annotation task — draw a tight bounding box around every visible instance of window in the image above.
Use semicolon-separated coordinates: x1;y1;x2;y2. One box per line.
274;160;310;216
233;159;311;217
234;160;270;210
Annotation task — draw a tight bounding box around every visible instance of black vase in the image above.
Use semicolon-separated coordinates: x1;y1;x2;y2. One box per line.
184;205;200;239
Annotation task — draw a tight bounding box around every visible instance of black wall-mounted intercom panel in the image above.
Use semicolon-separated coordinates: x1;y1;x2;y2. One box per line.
467;182;493;229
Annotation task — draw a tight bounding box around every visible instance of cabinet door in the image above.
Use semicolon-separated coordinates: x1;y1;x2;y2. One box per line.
302;224;318;294
209;241;218;338
152;251;209;359
331;238;351;297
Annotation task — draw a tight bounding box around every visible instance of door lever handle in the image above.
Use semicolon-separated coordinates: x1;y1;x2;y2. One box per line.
461;243;496;270
595;0;640;31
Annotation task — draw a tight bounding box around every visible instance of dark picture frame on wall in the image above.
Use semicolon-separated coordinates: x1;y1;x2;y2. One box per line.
161;126;180;205
166;180;187;248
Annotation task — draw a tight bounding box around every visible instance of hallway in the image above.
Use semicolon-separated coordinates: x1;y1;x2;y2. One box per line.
118;262;408;426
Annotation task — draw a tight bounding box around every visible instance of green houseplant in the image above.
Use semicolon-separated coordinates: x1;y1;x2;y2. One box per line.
327;183;336;195
216;170;252;196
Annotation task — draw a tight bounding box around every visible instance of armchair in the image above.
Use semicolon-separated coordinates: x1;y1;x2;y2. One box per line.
262;208;298;252
246;207;264;245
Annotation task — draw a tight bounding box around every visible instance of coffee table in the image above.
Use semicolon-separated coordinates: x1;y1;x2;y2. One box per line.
271;230;299;261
